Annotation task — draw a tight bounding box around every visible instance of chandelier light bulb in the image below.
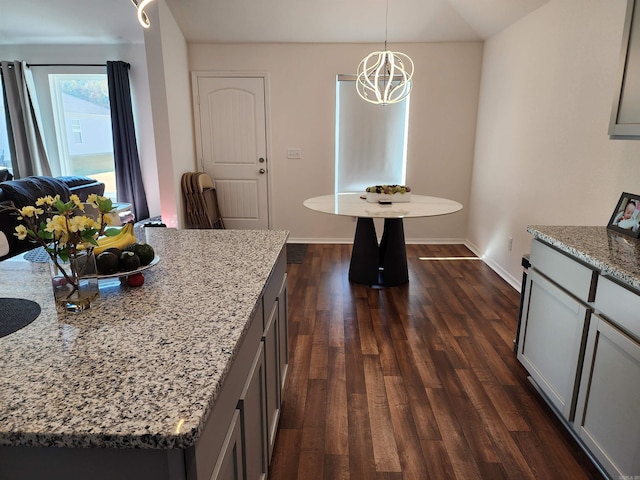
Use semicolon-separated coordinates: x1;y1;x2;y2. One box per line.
131;0;154;29
356;50;414;105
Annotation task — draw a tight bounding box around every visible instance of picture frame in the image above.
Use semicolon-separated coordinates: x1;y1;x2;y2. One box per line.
607;192;640;238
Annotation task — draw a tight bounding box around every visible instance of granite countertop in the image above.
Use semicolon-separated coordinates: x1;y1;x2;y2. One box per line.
0;228;288;450
528;225;640;291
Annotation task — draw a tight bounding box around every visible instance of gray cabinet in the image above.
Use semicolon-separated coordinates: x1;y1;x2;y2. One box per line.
239;343;268;480
209;411;244;480
517;240;595;420
277;274;289;392
260;248;288;463
610;0;640;138
574;277;640;478
518;239;640;480
517;269;591;420
263;302;280;460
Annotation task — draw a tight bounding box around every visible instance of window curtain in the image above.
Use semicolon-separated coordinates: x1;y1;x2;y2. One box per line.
106;61;149;221
0;60;52;178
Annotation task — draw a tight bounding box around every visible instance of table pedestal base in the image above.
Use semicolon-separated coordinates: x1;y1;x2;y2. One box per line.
349;218;409;287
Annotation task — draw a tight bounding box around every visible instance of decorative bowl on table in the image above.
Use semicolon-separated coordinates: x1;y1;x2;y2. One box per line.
365;185;412;203
95;255;160;279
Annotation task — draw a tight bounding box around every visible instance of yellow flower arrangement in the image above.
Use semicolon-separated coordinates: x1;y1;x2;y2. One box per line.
1;194;117;299
11;194;116;260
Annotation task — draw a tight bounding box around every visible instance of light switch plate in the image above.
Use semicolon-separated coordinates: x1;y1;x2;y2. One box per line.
287;149;301;159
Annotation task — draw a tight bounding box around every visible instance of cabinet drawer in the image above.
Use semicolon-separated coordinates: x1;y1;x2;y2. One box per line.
530;239;598;302
595;276;640;341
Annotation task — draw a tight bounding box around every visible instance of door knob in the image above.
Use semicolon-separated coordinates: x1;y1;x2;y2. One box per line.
259;168;266;174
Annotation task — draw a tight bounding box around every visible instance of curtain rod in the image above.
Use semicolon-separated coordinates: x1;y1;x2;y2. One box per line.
25;63;130;68
27;63;106;67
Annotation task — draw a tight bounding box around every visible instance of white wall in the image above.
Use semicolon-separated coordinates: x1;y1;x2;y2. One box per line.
468;0;640;288
0;43;161;219
189;42;482;242
144;0;195;228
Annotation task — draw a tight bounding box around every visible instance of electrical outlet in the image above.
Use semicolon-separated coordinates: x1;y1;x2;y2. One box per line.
287;148;301;159
508;236;513;251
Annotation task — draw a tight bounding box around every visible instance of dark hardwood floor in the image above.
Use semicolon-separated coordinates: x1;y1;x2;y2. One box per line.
269;244;604;480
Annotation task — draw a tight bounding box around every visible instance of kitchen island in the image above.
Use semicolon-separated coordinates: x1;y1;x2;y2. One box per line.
0;228;289;480
520;225;640;480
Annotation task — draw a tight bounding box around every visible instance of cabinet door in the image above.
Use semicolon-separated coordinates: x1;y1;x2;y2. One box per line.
238;343;268;480
210;410;244;480
263;302;280;460
277;274;288;391
574;314;640;478
610;0;640;137
517;269;591;420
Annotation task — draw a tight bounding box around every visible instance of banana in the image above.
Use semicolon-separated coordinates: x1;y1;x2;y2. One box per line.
88;222;137;255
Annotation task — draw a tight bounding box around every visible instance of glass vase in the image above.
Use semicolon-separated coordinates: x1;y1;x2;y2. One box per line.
49;250;99;313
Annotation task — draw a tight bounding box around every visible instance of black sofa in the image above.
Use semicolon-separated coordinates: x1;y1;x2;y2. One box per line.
0;174;105;260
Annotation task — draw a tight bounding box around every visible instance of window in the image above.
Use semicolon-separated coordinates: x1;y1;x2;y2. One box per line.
0;80;12;174
335;74;410;193
49;74;116;199
0;68;117;199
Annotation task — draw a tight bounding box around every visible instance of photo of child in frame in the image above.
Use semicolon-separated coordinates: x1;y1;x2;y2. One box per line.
608;192;640;238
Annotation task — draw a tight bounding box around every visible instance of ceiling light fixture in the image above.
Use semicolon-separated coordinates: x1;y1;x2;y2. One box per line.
356;0;414;105
131;0;154;29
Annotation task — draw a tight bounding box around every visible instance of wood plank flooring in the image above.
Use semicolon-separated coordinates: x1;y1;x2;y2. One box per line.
269;244;604;480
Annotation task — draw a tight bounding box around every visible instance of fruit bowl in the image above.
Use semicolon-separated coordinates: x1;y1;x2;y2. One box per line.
365;185;411;203
95;255;160;279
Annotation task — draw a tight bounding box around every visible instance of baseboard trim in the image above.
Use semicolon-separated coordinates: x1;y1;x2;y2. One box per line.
285;237;522;293
286;238;351;244
465;240;522;293
286;237;467;245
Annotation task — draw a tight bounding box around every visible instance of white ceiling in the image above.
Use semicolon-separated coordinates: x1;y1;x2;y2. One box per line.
0;0;550;46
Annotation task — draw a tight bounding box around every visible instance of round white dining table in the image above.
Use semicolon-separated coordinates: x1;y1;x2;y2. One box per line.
303;193;463;286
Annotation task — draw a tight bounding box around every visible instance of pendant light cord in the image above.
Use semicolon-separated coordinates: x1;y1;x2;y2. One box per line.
384;0;389;51
383;0;391;77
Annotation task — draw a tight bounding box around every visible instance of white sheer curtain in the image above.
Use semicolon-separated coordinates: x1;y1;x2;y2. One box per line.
335;75;409;193
0;60;51;178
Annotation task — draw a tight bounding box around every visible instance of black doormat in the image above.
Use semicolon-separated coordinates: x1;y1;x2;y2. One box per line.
286;244;308;264
0;298;41;338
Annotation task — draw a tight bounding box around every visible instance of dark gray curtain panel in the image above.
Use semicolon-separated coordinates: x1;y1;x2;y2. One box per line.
0;60;52;178
106;61;149;221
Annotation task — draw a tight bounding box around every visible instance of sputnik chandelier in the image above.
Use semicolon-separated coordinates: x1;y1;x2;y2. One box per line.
131;0;155;29
356;0;414;105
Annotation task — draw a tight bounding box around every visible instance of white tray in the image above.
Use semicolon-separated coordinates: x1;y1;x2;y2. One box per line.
365;192;411;203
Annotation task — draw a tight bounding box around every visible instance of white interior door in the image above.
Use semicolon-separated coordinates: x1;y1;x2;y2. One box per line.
195;75;269;229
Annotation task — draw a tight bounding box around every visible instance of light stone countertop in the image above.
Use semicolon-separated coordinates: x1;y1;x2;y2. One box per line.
0;228;289;450
528;225;640;291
